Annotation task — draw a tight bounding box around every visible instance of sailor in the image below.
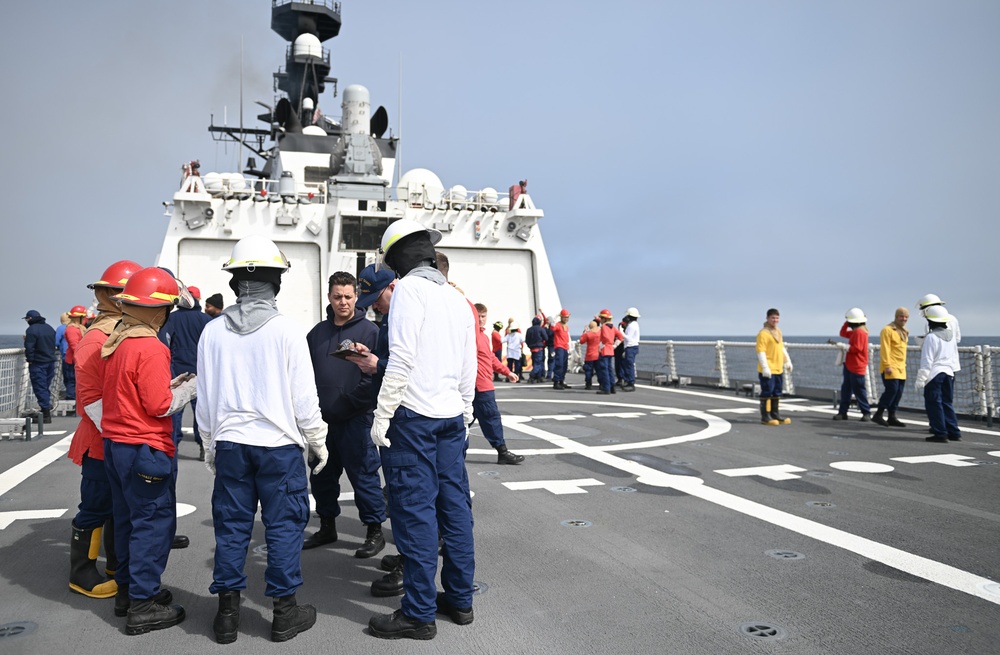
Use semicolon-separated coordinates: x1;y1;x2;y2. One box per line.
61;305;87;401
597;309;624;395
22;309;57;423
524;317;547;383
915;305;962;443
367;218;477;640
755;308;793;425
873;307;910;427
505;321;525;381
832;308;871;421
55;312;71;399
66;260;141;601
159;283;212;462
345;263;405;599
579;321;602;390
916;294;961;344
100;267;194;635
472;302;525;464
303;271;386;558
544;316;556;380
620;307;642;392
551;309;572;390
196;235;329;644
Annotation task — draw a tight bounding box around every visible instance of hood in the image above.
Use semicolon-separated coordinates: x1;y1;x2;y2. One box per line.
326;305;368;328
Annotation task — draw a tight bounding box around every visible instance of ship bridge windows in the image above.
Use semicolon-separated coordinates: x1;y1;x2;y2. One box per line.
339;215;392;251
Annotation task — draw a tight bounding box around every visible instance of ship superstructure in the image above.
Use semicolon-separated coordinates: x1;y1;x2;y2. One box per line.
156;0;559;327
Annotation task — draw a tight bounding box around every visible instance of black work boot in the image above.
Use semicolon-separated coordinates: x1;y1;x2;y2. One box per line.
213;590;241;644
872;408;888;426
436;591;474;625
371;557;404;597
496;446;525;465
302;516;337;550
368;609;436;640
115;584;174;617
380;553;401;572
769;397;791;425
126;598;185;635
172;535;190;549
42;409;52;424
760;399;778;426
198;444;206;462
355;523;386;559
68;524;117;598
271;594;316;642
887;413;906;427
103;518;118;576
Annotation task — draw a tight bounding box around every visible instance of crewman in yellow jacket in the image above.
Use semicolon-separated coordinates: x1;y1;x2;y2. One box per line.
756;308;793;425
873;307;909;427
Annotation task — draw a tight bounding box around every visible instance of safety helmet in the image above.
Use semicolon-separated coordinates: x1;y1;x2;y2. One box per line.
379;219;442;261
625;307;640;318
68;305;87;317
493;321;503;331
923;305;951;323
89;260;142;290
599;309;613;319
222;234;290;271
509;321;520;331
559;309;570;318
916;293;944;309
845;307;867;324
112;267;180;307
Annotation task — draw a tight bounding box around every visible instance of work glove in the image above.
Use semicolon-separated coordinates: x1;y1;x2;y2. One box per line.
303;424;329;475
83;399;103;432
372;372;408;449
914;369;929;392
783;348;793;373
159;375;197;417
757;352;771;379
463;404;475;441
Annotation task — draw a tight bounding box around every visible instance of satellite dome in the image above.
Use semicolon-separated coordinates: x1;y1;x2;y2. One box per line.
292;33;322;59
397;168;444;205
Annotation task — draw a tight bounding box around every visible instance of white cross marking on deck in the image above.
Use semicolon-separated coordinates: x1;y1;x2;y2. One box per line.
592;412;646;418
0;434;73;496
715;464;808;481
0;509;67;530
890;454;978;467
502;478;604;495
529;415;588;421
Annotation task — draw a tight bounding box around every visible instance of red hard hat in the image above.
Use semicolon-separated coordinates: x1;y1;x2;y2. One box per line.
89;260;142;290
112;267;180;307
599;309;612;319
68;305;88;317
559;309;570;318
187;285;201;300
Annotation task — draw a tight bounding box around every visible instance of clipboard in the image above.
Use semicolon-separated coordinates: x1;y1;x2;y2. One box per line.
331;348;362;360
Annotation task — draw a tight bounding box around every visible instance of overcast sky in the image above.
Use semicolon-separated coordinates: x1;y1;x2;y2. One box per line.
1;0;997;337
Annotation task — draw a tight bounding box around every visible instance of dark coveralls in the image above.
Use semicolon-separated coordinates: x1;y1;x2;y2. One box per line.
24;316;57;411
305;307;385;526
159;302;212;447
524;319;546;382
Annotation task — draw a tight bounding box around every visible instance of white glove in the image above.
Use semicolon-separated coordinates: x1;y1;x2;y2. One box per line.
372;373;409;449
84;399;103;432
757;352;771;379
914;369;929;392
204;446;216;474
303;424;329;475
463;405;475;441
159;376;197;417
783;348;793;373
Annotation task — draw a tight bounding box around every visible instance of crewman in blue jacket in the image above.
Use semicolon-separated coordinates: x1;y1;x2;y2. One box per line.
23;309;57;423
304;271;386;558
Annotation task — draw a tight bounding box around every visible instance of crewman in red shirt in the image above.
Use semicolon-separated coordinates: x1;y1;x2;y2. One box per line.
832;308;872;421
551;309;572;390
472;303;525;464
597;309;624;395
579;321;602;390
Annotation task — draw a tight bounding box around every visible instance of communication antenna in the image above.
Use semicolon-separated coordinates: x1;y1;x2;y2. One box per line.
239;35;244;172
395;51;402;188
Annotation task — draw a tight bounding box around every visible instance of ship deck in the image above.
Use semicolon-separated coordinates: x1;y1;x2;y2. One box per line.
2;375;999;653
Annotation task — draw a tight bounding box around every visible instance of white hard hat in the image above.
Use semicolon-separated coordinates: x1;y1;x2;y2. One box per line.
223;234;290;271
845;307;867;324
379;219;442;258
509;321;520;331
626;307;640;318
917;293;944;309
923;305;951;322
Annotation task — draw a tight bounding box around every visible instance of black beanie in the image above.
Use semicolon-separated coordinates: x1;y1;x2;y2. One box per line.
205;293;224;309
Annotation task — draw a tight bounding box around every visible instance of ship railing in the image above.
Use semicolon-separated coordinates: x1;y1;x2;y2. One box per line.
0;348;66;420
198;176;328;204
273;0;341;11
638;340;999;425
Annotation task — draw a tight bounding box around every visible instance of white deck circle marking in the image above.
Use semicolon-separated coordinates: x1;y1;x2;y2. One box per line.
829;461;895;473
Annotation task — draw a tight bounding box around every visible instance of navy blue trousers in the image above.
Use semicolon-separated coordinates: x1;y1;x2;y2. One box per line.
171;398;202;446
62;361;76;401
838;366;870;414
74;453;113;530
597;355;614;392
759;373;784;398
583;360;597;385
622;346;639;385
309;413;385;525
381;407;474;622
530;349;545;380
29;361;55;411
545;346;555;378
924;373;961;438
104;440;175;599
472;389;505;449
210;442;310;598
877;376;905;413
552;348;568;383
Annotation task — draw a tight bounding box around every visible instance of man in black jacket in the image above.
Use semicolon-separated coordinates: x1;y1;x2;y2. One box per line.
304;272;386;558
23;309;57;423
